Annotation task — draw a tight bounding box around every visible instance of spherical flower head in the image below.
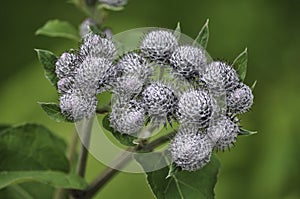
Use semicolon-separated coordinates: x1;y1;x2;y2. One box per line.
140;30;178;64
226;83;254;114
59;91;98;121
177;89;213;129
75;57;115;95
79;32;117;61
55;52;79;79
207;116;239;151
80;18;97;37
110;100;145;135
170;45;207;81
112;74;145;99
142;81;178;123
117;52;152;79
99;0;127;7
170;126;213;171
57;76;75;94
201;61;240;94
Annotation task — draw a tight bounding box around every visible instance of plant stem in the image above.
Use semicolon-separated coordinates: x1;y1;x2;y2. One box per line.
96;104;111;114
81;131;176;199
77;117;94;177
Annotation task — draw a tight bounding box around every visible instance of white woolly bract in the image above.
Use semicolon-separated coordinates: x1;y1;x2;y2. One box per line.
201;61;240;94
226;83;254;114
112;74;145;99
117;52;152;79
177;89;213;129
110;100;145;135
207;116;239;151
55;52;79;79
59;92;97;121
79;33;117;60
140;30;178;64
170;126;213;171
57;76;75;94
75;57;115;95
142;81;178;123
170;45;207;80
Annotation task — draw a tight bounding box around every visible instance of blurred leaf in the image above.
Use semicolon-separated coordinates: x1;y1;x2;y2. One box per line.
0;125;11;133
0;171;87;190
251;80;257;91
0;183;53;199
136;153;220;199
233;48;248;81
239;128;257;136
194;19;209;48
35;49;58;87
0;123;69;172
102;114;136;146
35;19;80;41
39;102;73;123
174;22;181;40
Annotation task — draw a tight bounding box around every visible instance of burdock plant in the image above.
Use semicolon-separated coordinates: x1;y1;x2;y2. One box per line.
0;1;257;199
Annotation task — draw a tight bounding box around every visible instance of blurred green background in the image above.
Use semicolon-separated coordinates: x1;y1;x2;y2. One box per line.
1;0;300;198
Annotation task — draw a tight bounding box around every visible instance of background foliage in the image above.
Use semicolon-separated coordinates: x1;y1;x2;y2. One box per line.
0;0;300;198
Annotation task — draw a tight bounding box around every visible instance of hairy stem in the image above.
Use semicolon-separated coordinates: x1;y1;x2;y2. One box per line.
77;117;94;177
81;131;176;199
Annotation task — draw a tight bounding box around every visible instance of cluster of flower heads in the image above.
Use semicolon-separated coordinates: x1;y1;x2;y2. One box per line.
56;28;254;171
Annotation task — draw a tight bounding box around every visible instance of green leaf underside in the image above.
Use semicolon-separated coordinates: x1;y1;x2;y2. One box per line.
0;171;88;190
0;123;69;172
136;153;221;199
239;128;258;136
194;19;209;49
102;114;136;146
35;49;58;87
233;48;248;81
39;102;73;123
35;19;80;41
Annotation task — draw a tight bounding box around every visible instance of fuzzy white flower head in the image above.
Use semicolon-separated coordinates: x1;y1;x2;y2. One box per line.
207;116;239;151
55;52;79;79
110;100;145;135
226;83;254;114
57;76;75;94
79;33;117;60
140;30;178;64
99;0;127;7
59;91;98;121
112;74;145;99
170;126;213;171
177;89;213;129
201;61;240;94
117;52;152;79
170;45;207;81
75;57;115;95
142;81;178;124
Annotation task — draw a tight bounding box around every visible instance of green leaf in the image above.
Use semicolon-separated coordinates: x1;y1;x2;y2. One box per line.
174;22;181;40
233;48;248;81
136;153;221;199
0;171;87;190
0;123;69;172
194;19;209;48
35;19;80;41
251;80;257;91
38;102;73;123
35;49;58;87
0;125;11;133
102;114;136;146
239;128;258;136
98;4;124;11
